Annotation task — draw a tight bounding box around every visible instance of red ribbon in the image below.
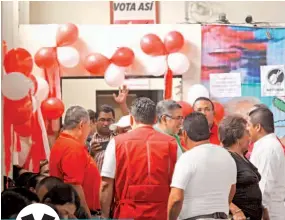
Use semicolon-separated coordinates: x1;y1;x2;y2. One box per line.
164;69;173;100
23;112;46;172
3;98;12;176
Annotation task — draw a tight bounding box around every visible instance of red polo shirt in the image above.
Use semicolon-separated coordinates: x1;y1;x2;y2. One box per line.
210;123;220;145
49;132;101;211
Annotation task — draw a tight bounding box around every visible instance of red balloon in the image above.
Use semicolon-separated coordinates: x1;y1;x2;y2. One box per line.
111;47;135;67
177;101;193;117
14;120;32;137
4;48;33;76
34;47;57;69
56;23;79;47
4;96;33;125
213;101;225;123
164;31;185;53
41;98;65;120
84;53;110;75
140;34;165;56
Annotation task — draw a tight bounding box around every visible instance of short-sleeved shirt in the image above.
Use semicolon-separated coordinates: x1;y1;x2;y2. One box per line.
49;132;101;210
210;123;220;145
171;144;237;219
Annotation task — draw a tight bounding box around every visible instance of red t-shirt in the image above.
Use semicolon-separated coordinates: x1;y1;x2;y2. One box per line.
49;132;101;210
210;123;220;145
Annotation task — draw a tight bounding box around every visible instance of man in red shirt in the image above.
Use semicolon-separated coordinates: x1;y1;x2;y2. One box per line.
49;106;101;218
193;97;220;145
100;97;178;220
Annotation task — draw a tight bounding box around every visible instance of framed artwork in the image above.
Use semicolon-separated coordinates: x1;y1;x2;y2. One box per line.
110;1;160;24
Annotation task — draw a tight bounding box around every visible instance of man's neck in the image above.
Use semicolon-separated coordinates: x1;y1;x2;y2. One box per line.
62;130;85;145
97;131;112;137
156;123;171;134
133;123;153;130
188;140;210;149
256;131;271;142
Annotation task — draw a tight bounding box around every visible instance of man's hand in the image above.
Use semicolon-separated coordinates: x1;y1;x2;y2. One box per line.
113;85;129;105
90;142;102;157
233;210;246;220
262;208;270;220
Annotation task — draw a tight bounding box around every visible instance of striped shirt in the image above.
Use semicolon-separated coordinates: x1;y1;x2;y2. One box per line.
90;132;116;173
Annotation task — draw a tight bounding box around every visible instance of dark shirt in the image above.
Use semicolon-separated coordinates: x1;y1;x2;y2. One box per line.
229;151;263;220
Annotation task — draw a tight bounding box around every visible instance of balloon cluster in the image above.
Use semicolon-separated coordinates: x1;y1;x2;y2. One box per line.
2;54;64;137
140;31;190;76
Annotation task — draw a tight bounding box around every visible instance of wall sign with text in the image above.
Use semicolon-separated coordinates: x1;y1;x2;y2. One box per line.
110;1;159;24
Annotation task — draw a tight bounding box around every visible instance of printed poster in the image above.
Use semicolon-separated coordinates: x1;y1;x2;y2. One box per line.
110;1;159;24
260;65;285;97
210;72;242;98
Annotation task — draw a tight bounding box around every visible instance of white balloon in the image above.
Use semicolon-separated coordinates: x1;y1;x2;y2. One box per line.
104;64;126;87
57;47;80;68
2;72;33;100
187;84;210;105
145;56;168;76
167;53;190;75
34;76;49;103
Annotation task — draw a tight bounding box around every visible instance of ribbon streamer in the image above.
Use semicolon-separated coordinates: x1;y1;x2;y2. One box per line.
164;69;173;100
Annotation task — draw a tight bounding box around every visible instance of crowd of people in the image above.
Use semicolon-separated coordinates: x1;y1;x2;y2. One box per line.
2;88;285;220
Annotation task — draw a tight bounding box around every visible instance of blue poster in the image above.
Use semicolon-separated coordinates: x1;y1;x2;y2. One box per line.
202;25;285;137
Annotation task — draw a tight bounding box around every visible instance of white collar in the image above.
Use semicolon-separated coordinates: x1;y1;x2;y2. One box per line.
254;133;276;147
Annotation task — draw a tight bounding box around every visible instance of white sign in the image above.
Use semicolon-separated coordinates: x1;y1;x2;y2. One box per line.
260;65;285;97
123;78;150;89
111;1;158;24
210;72;242;98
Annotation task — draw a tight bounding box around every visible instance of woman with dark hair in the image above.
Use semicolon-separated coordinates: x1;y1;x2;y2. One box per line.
42;183;80;219
15;172;34;187
26;174;46;193
219;115;263;220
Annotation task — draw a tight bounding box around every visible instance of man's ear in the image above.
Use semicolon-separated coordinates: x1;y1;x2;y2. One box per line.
130;115;134;126
256;123;262;132
160;115;167;123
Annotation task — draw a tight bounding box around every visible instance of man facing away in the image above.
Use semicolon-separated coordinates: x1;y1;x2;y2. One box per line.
193;97;220;145
154;100;186;157
247;106;285;220
168;112;237;220
49;106;101;218
100;97;178;220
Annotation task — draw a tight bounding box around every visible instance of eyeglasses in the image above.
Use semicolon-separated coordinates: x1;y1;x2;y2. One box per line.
98;118;115;123
165;115;184;121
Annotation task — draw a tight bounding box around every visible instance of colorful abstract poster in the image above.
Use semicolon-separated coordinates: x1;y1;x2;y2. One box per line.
201;25;285;137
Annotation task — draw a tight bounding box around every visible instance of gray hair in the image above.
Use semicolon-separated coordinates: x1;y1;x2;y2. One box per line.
156;100;182;122
63;106;89;130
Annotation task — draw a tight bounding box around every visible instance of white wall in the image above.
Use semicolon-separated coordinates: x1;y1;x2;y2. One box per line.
29;1;285;24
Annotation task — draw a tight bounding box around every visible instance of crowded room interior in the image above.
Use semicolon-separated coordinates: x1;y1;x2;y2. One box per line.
1;1;285;220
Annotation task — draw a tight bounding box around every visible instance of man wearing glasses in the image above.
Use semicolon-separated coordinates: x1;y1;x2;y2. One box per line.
154;100;185;157
90;104;116;172
193;97;220;145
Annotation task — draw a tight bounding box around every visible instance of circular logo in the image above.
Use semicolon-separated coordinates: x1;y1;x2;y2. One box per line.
16;203;60;220
267;68;284;85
